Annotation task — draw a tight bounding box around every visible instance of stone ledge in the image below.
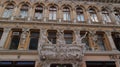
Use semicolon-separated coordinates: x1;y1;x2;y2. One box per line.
0;50;38;55
85;50;120;55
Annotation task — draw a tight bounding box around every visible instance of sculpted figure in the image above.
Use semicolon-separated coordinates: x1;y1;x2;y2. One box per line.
73;31;88;45
20;29;28;45
57;30;65;45
41;29;52;45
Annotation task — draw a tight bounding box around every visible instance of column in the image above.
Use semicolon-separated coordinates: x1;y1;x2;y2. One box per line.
13;6;19;18
115;60;120;67
85;9;91;24
0;28;11;49
44;6;48;22
18;28;29;50
97;11;103;23
105;31;117;51
89;31;97;51
28;7;33;21
72;8;76;23
111;11;119;25
109;11;116;24
58;8;62;23
0;4;3;17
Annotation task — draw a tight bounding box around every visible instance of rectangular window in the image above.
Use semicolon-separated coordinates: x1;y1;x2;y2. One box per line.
0;61;35;67
63;12;71;21
48;31;56;44
3;9;13;18
90;13;98;22
112;33;120;51
64;31;73;44
86;61;116;67
0;30;3;40
77;13;84;21
9;31;21;50
96;33;106;51
49;11;57;20
29;31;39;50
35;7;43;20
20;9;28;18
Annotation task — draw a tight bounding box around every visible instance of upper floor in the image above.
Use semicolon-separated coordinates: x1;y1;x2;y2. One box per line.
0;0;120;25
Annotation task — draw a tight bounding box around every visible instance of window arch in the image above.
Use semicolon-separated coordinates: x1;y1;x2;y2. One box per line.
34;5;43;20
101;8;111;22
49;6;57;20
76;7;84;22
19;4;29;18
63;7;71;21
2;3;14;18
88;8;98;22
114;9;120;22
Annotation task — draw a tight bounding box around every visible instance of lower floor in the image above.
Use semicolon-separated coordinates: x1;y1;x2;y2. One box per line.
0;61;118;67
0;51;120;67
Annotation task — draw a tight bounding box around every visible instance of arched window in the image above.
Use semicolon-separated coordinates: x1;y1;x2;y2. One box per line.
19;4;29;18
88;8;98;22
34;5;43;20
2;3;14;18
63;7;71;21
49;6;57;20
102;9;111;22
76;7;84;22
114;9;120;22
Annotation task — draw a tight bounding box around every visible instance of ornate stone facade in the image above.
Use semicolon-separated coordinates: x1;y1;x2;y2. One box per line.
0;0;120;67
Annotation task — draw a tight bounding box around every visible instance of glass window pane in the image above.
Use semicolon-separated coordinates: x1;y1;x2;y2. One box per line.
35;6;43;19
49;6;57;20
48;31;56;44
102;9;111;22
96;34;106;50
9;37;20;50
29;32;39;50
77;8;84;21
20;4;28;18
29;38;38;50
63;7;70;21
64;32;73;44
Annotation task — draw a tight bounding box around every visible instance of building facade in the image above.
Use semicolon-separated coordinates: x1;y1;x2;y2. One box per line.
0;0;120;67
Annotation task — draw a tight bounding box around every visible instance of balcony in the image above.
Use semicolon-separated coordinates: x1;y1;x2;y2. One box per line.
39;44;85;61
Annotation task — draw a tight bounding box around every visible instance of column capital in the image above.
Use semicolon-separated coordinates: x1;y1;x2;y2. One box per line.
22;28;30;32
89;30;96;36
105;31;112;36
4;28;11;32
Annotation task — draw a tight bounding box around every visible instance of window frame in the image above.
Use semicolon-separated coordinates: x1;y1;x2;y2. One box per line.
76;7;84;22
2;3;14;18
49;6;57;20
9;31;21;50
29;31;39;50
19;4;29;18
34;5;43;20
88;8;98;22
63;7;71;21
102;9;111;23
64;31;73;44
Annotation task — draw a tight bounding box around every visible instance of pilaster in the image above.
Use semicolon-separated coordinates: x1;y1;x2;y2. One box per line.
109;11;116;24
18;28;29;50
0;4;3;17
0;28;11;50
105;31;118;51
58;7;62;23
28;7;33;21
44;6;48;22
